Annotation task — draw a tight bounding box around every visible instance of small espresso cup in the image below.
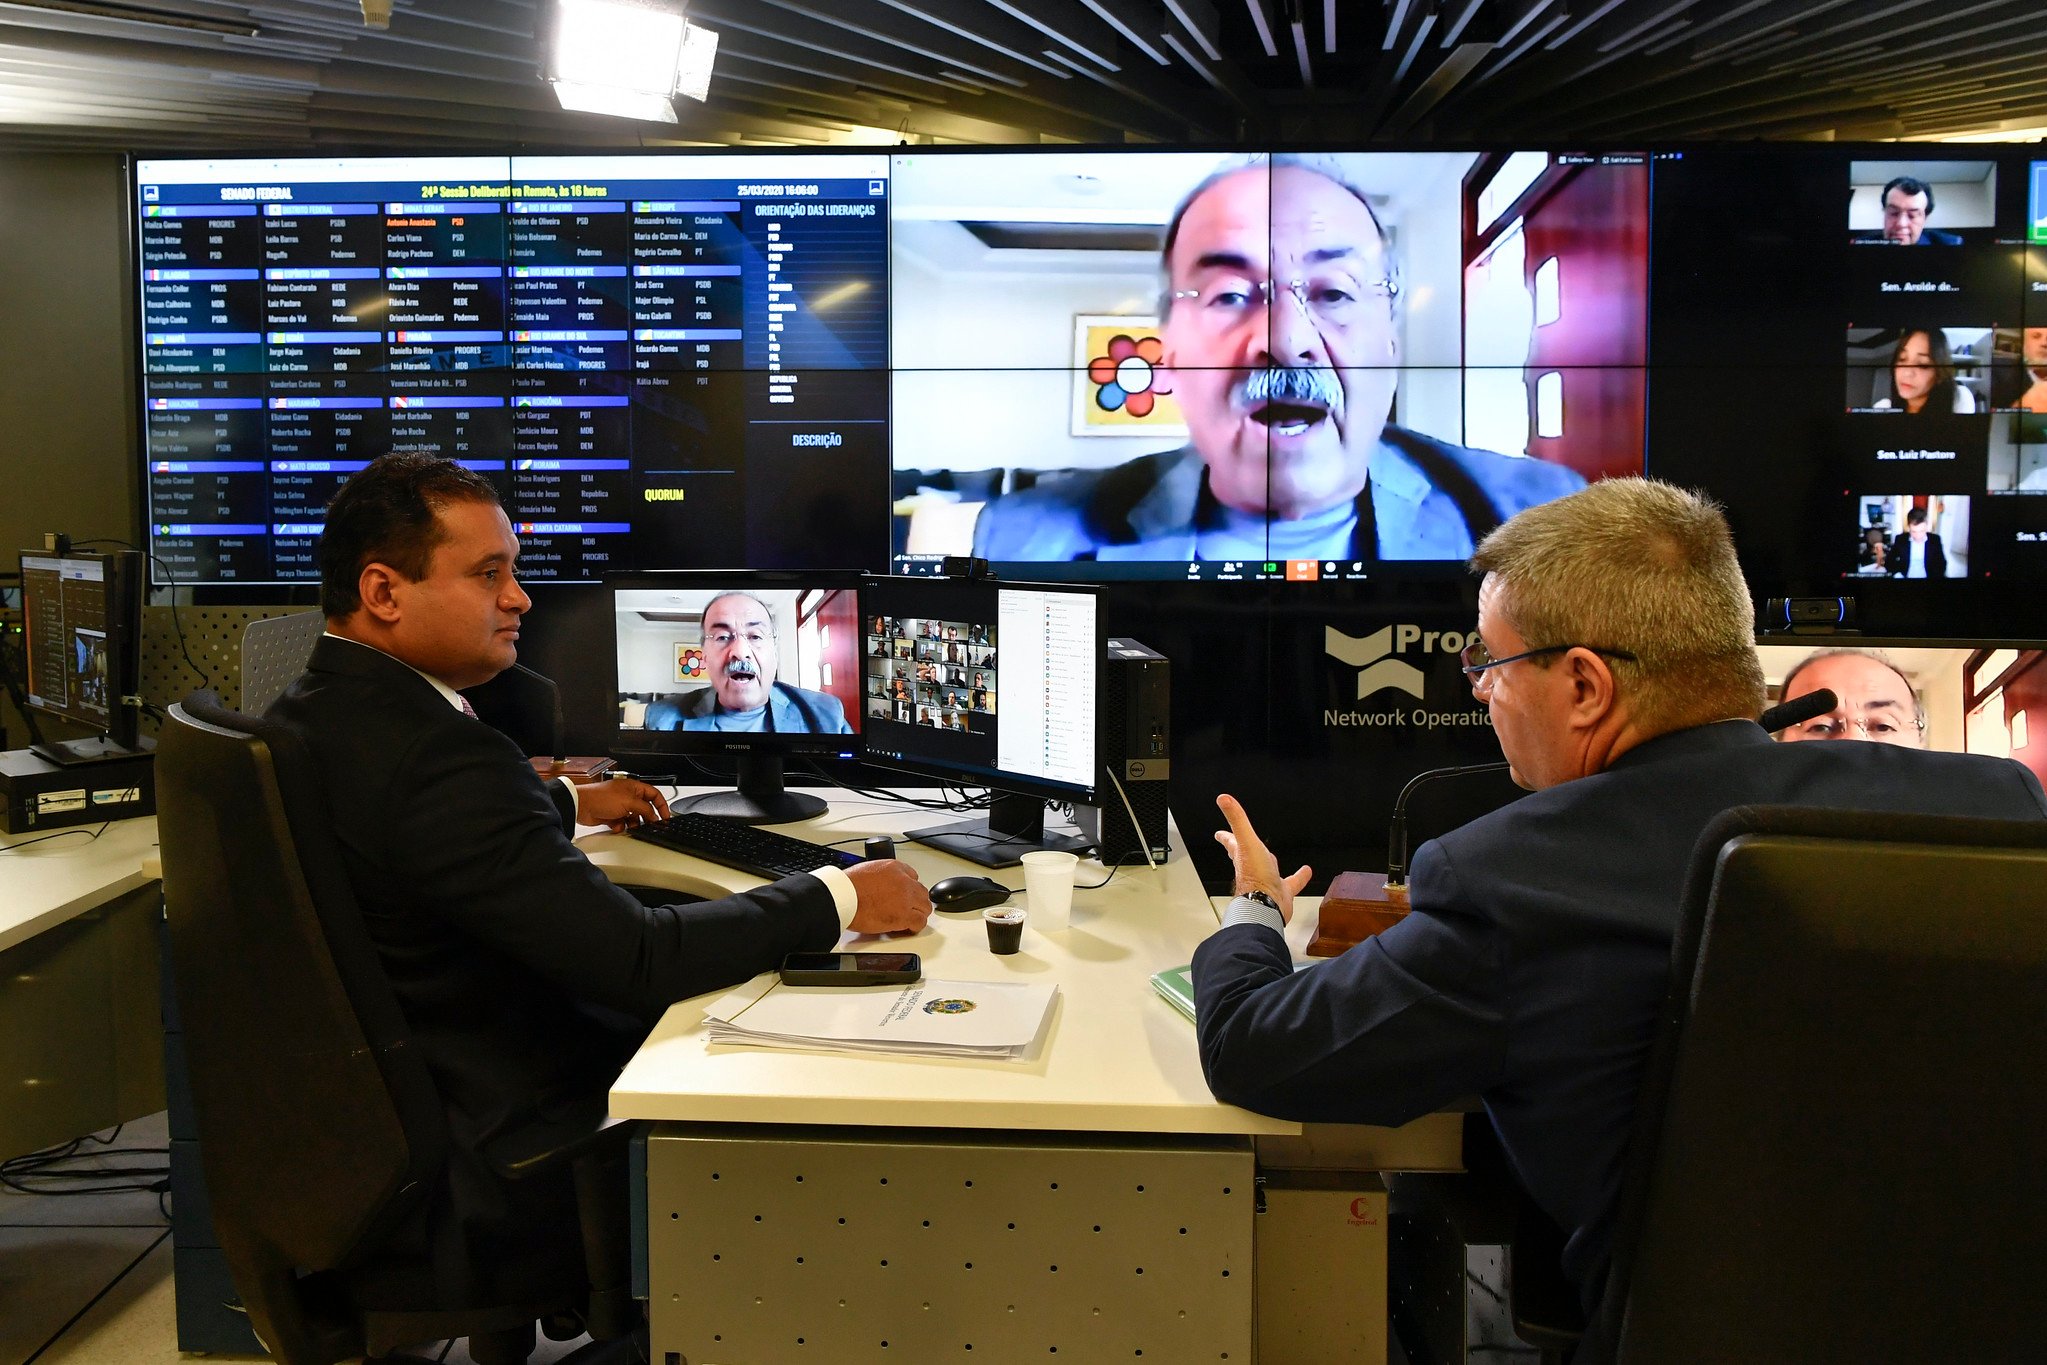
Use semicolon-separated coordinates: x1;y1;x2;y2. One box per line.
983;905;1027;955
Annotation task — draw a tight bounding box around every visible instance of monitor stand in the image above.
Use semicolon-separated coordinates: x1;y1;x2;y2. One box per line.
906;791;1093;869
675;754;826;825
32;734;156;767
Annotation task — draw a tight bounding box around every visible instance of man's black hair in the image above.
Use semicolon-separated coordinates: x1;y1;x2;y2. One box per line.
1905;505;1930;526
317;453;504;618
1881;175;1936;215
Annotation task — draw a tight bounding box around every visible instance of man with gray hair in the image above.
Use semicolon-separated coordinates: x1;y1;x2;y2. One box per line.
1191;478;2045;1314
1774;647;1928;746
972;153;1583;564
645;591;852;733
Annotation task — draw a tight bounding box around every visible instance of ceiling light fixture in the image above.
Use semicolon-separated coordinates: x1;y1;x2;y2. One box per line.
541;0;720;123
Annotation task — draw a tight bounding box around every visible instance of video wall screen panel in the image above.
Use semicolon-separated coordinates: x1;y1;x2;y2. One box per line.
136;154;891;584
886;150;1648;581
132;144;2047;634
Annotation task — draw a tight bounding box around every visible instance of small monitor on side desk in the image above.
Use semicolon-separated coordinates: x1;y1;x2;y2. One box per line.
17;550;150;765
607;573;865;823
860;576;1100;868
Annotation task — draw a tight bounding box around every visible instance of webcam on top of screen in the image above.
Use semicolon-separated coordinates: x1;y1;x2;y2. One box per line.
940;555;993;581
1761;597;1858;634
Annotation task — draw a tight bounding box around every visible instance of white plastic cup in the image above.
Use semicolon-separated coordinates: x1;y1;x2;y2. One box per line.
1019;849;1079;931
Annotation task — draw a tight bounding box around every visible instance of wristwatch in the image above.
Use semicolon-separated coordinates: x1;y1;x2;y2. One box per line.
1240;889;1280;912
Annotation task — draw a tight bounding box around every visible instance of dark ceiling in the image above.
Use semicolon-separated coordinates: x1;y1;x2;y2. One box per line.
2;0;2045;153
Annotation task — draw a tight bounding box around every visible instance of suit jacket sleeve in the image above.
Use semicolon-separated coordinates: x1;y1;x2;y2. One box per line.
548;775;575;834
1193;838;1508;1124
381;718;840;1021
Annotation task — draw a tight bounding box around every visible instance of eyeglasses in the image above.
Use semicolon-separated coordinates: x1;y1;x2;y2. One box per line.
1459;639;1639;692
1785;707;1925;741
1169;274;1399;331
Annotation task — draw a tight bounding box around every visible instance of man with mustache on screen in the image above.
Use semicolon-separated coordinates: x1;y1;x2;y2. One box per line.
645;592;852;733
972;154;1585;564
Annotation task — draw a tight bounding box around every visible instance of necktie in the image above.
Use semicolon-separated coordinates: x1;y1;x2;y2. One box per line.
458;696;477;719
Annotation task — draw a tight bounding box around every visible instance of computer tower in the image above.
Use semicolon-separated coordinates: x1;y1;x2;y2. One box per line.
1082;638;1171;865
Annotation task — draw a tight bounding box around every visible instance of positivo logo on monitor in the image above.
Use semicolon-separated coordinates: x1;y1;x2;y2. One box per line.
1324;625;1493;731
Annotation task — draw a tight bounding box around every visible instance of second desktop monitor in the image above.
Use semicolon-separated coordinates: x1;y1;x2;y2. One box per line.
861;576;1101;866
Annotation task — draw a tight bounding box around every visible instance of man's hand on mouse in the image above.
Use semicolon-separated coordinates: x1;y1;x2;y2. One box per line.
845;859;933;935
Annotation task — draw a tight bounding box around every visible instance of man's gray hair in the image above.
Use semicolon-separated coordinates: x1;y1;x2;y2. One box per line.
699;591;775;639
1470;478;1766;733
1156;153;1395;318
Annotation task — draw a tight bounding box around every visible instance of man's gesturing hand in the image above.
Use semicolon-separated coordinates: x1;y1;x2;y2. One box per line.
1214;793;1312;923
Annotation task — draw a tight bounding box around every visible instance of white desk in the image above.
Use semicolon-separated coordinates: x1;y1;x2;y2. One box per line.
1;817;165;1157
591;795;1459;1364
1;816;161;952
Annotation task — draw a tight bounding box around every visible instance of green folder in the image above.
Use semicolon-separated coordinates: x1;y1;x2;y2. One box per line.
1151;960;1317;1024
1150;964;1198;1021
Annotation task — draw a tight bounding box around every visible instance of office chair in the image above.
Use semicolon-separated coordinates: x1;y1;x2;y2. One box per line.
157;695;644;1365
1547;804;2047;1365
239;610;326;716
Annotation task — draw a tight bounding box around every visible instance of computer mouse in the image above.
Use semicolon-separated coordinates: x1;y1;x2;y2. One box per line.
929;875;1015;913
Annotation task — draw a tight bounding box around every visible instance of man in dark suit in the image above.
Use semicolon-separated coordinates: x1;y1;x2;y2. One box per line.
269;453;931;1305
642;591;853;733
1192;478;2045;1316
1889;505;1948;578
970;155;1584;565
1852;174;1963;246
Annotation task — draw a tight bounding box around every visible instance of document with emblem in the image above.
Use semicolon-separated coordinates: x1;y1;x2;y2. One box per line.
702;977;1059;1061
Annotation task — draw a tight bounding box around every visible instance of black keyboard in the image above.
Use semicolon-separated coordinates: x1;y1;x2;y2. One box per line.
629;811;861;880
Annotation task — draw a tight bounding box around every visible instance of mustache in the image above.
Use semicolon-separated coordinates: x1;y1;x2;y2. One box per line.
1230;365;1344;416
723;659;760;680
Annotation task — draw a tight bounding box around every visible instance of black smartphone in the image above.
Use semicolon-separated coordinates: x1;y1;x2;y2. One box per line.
778;952;923;986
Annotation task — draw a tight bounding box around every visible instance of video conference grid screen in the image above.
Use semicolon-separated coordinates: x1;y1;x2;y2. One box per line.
861;583;1098;798
134;147;2047;594
19;555;115;730
612;582;862;742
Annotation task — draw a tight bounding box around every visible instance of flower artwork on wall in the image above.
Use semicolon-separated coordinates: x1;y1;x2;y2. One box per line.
1072;316;1187;437
674;645;704;684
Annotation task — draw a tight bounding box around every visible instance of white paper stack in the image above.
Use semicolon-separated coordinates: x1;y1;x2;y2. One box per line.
703;977;1058;1061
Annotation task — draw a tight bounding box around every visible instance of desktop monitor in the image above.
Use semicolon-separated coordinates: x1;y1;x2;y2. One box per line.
17;550;150;764
859;576;1100;868
607;572;864;822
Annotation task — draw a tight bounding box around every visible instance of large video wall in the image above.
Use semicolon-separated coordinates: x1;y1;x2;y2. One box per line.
133;145;2047;628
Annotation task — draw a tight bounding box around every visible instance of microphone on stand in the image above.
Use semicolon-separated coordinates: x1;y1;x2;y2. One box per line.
1757;687;1837;736
1316;688;1848;958
512;663;568;765
509;664;615;781
1309;759;1513;956
1381;689;1839;893
1384;761;1512;894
